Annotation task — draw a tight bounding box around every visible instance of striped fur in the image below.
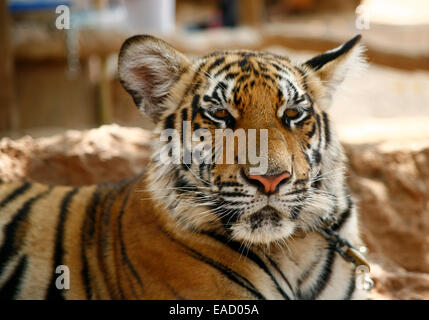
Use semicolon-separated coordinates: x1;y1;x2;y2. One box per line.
0;35;367;299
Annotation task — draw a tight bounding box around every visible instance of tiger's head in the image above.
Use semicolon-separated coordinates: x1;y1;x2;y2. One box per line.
118;35;365;245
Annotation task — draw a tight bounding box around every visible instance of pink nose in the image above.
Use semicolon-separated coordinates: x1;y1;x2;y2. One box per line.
247;172;291;194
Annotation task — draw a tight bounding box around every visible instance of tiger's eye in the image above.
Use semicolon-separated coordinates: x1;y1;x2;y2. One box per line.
214;110;229;118
285;109;299;118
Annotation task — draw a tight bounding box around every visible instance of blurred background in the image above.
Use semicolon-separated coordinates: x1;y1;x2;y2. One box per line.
1;0;429;299
1;0;429;143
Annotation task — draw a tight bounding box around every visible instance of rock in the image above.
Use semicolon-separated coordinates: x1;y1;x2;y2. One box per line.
0;124;152;185
0;135;35;183
1;124;428;299
344;143;429;299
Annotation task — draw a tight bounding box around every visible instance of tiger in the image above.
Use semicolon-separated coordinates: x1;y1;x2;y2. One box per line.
0;34;368;300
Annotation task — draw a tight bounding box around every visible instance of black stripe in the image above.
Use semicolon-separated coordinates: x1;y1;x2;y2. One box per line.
218;192;252;198
306;123;316;138
216;207;240;230
218;82;228;102
332;197;353;232
265;255;294;297
315;113;322;148
193;122;200;132
46;187;79;300
312;149;322;164
164;113;176;130
188;249;264;299
289;81;299;103
296;255;322;292
204;232;290;299
238;51;258;58
211;90;222;105
311;172;322;190
224;72;239;80
199;162;207;182
305;35;361;71
300;197;353;299
203;94;219;105
302;151;311;168
261;73;275;83
238;58;249;68
257;61;268;73
272;62;284;73
236;74;250;84
80;187;102;299
217;181;243;188
179;61;206;106
344;271;356;300
0;255;28;300
0;188;52;279
191;94;200;121
214;61;236;77
162;230;265;300
99;186;128;299
181;108;191;170
213;82;227;103
290;204;304;220
181;107;188;122
174;172;197;195
207;56;225;73
95;177;141;299
293;179;308;186
0;182;31;209
118;186;144;291
233;89;242;107
304;245;336;300
163;281;185;299
301;198;353;299
293;114;312;129
322;112;331;148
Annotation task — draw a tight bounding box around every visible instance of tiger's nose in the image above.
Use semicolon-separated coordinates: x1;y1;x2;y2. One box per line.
247;172;291;194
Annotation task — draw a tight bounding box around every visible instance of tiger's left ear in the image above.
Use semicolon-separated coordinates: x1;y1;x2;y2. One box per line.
118;35;191;123
303;35;366;106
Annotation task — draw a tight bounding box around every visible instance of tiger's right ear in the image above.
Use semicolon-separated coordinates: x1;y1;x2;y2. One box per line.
302;35;365;108
118;35;190;123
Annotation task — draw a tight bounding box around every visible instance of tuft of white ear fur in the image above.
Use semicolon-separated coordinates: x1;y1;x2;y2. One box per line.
118;35;190;122
302;35;367;108
321;43;366;81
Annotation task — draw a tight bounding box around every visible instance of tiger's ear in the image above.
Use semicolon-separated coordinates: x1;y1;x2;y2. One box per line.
118;35;191;122
303;35;366;106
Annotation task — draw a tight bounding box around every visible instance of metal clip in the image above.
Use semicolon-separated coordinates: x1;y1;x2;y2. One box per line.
317;221;370;271
345;247;371;271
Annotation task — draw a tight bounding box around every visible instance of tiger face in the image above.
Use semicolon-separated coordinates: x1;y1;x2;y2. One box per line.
118;35;364;246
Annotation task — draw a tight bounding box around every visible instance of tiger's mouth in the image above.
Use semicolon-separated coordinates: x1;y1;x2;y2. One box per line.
249;206;281;231
229;204;298;244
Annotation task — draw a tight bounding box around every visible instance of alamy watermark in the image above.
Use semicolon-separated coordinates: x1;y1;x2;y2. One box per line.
356;265;374;291
55;5;71;30
355;4;370;30
159;121;269;175
55;265;70;290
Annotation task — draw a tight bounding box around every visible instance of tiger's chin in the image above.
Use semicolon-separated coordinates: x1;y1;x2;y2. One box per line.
230;206;297;245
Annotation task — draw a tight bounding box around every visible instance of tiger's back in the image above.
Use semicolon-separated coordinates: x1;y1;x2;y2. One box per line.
0;180;107;299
